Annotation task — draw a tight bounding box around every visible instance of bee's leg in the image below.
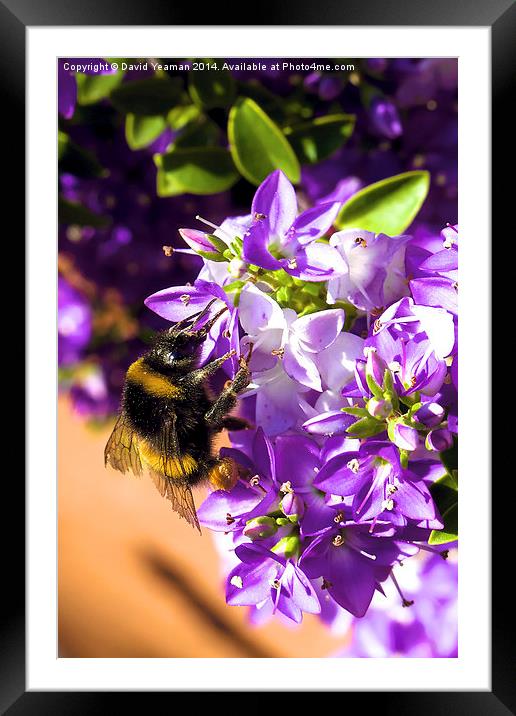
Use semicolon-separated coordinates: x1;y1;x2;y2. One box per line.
204;348;252;430
184;349;237;386
206;456;240;492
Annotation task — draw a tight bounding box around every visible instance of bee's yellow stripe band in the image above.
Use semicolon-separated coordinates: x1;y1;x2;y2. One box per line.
126;357;182;399
138;440;198;479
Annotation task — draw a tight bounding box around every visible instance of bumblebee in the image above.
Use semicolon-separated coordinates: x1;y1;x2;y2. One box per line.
104;301;252;532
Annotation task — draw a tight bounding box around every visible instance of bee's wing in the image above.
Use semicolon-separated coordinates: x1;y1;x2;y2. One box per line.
104;413;142;476
148;469;201;533
150;413;201;533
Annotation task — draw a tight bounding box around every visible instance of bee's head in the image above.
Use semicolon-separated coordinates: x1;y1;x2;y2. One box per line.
149;300;227;371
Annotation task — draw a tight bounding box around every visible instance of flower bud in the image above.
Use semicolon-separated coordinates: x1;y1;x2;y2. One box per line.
243;516;278;541
389;421;419;451
425;428;453;452
178;228;225;262
367;397;393;420
365;348;388;398
271;534;301;559
179;228;215;253
413;402;445;428
280;491;305;521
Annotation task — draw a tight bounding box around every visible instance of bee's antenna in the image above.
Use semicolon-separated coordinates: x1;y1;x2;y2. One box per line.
190;298;220;329
168;299;221;335
194;304;229;336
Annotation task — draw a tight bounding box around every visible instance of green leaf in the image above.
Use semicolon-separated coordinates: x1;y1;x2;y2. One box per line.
336;170;430;235
58;131;69;160
59;197;110;228
284;114;355;164
366;372;384;400
428;470;458;545
206;234;231;254
341;406;369;418
156;147;238;197
76;70;124;105
429;469;456;520
228;97;300;186
125;114;167;150
346;416;386;438
429;502;458;545
167;104;201;130
111;77;183;116
236;81;286;124
189;64;236;109
173;117;221;149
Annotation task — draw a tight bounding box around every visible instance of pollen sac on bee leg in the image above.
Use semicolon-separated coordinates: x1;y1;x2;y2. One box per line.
208;457;240;491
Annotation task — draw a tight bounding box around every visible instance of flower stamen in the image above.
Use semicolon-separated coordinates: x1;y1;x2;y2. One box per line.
390;571;414;608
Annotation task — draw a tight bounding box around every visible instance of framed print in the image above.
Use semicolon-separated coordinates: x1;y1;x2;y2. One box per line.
3;0;512;710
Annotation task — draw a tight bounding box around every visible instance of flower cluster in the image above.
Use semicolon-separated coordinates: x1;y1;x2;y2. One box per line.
58;58;457;421
145;169;459;626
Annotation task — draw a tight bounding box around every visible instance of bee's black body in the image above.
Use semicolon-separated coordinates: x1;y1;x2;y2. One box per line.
104;304;252;530
122;357;215;487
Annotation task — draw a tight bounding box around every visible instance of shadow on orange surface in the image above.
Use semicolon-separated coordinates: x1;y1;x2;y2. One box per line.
58;396;350;657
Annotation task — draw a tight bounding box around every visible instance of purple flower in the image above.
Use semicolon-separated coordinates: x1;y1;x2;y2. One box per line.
319;76;344;101
242;170;347;281
425;428;453;452
327;229;411;312
198;427;279;532
370;97;403;139
413;401;445;428
238;283;345;391
58;63;77;119
244;362;313;436
313;442;440;528
299;524;409;617
410;224;458;314
226;543;320;624
390;422;420;451
58;277;92;365
274;435;336;537
368;297;455;396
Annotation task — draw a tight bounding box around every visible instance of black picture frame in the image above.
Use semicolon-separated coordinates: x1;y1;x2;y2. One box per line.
4;0;511;711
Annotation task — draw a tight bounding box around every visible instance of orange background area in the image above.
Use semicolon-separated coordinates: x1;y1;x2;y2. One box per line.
58;396;350;657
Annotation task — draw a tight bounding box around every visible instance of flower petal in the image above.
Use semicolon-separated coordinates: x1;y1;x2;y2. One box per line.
251;169;297;237
287;243;348;282
239;283;284;335
313;452;363;495
302;410;355;436
144;285;216;322
242;220;285;271
284;337;322;391
292;202;342;245
328;546;377;617
226;560;279;606
197;484;262;531
275;435;320;491
291;309;345;352
285;563;321;614
410;277;457;314
318;332;365;391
